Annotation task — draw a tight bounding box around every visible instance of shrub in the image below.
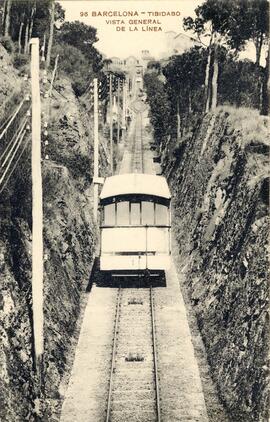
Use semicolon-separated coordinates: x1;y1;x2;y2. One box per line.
0;36;14;53
72;78;88;97
13;53;28;69
51;42;92;97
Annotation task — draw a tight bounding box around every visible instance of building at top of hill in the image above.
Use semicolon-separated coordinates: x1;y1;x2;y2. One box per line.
159;31;200;60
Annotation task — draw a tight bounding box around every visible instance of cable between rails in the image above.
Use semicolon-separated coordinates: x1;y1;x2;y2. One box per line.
150;287;161;422
106;287;122;422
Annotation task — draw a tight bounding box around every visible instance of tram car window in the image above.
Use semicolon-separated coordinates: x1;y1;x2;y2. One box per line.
99;174;171;275
130;202;140;225
141;201;154;225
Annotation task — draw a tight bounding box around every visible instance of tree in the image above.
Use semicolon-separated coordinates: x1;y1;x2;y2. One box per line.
147;60;162;74
184;0;269;112
184;0;249;111
4;0;11;36
163;47;206;137
56;21;103;72
261;49;269;115
144;72;172;147
229;0;269;66
56;20;98;51
4;0;64;56
45;0;55;68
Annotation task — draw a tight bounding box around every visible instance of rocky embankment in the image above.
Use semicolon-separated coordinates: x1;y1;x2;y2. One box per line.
161;107;269;421
0;45;108;421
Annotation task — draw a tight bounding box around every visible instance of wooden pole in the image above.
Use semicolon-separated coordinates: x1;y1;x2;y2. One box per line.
23;19;29;55
122;81;127;142
176;99;181;141
46;0;55;69
109;74;113;175
48;54;59;97
18;22;24;54
93;78;99;221
117;79;120;144
30;38;44;378
4;0;11;37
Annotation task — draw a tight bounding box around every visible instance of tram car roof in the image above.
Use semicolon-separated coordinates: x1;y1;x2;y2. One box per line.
100;173;171;200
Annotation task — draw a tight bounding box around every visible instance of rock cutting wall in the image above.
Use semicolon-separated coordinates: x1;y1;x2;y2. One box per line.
0;47;109;421
162;107;269;422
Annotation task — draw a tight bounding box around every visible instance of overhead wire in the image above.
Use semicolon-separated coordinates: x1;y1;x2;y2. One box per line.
0;129;27;187
0;135;30;195
0;117;28;166
0;99;25;140
0;112;18;134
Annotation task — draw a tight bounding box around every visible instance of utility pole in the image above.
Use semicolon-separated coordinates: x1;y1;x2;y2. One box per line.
122;81;127;143
176;100;181;141
93;78;99;221
30;38;43;381
117;79;120;144
46;0;55;69
48;53;59;98
109;74;113;175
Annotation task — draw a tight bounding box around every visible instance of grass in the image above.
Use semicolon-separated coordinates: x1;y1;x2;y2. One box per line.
216;106;269;148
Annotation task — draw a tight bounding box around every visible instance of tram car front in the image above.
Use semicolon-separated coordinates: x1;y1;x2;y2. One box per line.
99;173;171;276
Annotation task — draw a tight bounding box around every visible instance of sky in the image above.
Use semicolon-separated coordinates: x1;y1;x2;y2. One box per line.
58;0;263;64
59;0;202;58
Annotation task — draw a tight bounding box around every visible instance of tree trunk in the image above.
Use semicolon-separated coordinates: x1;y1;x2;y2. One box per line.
176;99;181;141
23;19;29;54
28;7;35;43
204;31;213;113
211;46;219;110
18;21;23;54
205;65;212;113
4;0;11;37
45;0;55;69
255;33;264;66
41;34;46;62
188;91;192;114
261;49;269;115
2;0;6;28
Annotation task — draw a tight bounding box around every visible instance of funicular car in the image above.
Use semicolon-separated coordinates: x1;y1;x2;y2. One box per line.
99;173;171;276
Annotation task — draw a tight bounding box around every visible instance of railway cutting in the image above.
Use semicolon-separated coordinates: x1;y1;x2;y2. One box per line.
60;98;209;422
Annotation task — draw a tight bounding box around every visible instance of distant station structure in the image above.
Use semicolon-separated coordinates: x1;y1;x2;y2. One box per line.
107;50;155;95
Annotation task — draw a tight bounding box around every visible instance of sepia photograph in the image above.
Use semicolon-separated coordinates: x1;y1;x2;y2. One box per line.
0;0;269;421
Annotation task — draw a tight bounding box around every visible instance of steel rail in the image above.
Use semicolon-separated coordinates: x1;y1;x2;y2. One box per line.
105;287;122;422
133;114;139;172
140;112;144;173
150;286;161;422
132;111;144;173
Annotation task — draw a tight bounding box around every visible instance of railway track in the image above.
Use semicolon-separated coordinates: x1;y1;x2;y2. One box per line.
132;111;144;173
105;286;161;422
105;103;160;421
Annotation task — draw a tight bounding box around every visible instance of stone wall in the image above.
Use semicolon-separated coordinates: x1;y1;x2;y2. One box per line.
162;107;269;421
0;52;109;420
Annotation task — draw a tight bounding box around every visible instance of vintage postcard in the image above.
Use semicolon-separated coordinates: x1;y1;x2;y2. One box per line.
0;0;269;421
